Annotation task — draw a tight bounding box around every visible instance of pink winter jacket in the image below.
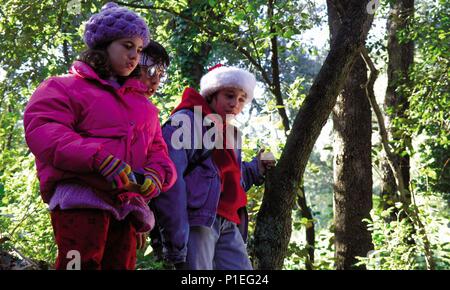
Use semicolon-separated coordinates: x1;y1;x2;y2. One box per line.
24;61;177;203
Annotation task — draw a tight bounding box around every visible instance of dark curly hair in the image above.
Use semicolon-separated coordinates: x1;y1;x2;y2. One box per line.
78;43;140;81
141;40;170;68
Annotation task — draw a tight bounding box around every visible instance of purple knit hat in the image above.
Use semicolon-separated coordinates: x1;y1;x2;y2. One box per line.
83;2;150;49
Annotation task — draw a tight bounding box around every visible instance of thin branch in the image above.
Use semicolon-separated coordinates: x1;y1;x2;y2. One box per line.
239;3;265;79
361;47;436;270
119;1;295;133
268;0;290;133
360;48;408;203
116;1;274;87
437;158;450;185
296;188;315;270
8;202;36;238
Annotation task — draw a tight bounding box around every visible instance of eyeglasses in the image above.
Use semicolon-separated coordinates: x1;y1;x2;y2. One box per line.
143;64;167;83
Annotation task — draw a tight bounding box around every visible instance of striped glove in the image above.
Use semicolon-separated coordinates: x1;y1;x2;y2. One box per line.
97;155;132;190
140;167;163;199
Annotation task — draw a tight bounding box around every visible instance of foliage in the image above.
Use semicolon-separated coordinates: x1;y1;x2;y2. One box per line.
0;0;104;266
358;192;450;269
0;152;56;264
357;0;450;270
135;247;166;270
404;0;450;195
0;0;448;270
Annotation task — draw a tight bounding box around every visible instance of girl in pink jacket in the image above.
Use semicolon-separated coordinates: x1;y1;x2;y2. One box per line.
23;2;176;270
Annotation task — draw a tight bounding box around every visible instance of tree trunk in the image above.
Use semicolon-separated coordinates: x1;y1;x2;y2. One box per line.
331;58;373;270
381;0;414;213
328;2;374;270
253;0;373;269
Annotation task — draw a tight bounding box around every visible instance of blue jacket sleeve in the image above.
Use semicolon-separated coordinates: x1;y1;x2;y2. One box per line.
241;156;265;192
152;110;195;264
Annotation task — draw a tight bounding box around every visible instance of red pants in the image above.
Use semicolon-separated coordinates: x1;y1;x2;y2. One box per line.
50;208;136;270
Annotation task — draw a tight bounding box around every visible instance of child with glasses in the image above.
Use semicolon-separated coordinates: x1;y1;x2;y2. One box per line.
138;40;169;98
134;40;170;257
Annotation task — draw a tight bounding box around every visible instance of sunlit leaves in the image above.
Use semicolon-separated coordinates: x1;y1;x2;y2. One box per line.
404;0;450;193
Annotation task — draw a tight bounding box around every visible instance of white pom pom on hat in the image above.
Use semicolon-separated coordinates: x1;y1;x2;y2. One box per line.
199;64;256;104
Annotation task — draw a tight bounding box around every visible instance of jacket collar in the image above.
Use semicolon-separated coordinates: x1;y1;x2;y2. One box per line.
69;61;147;93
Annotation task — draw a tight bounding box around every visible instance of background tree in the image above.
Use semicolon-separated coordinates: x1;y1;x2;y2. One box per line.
328;1;374;270
253;0;374;269
380;0;415;218
405;0;449;200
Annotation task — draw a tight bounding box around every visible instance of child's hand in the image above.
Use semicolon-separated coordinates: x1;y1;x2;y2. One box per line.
97;155;132;190
136;232;148;250
122;172;142;193
257;148;276;176
140;168;163;199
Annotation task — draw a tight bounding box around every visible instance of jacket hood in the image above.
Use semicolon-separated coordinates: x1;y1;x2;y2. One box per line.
172;87;214;116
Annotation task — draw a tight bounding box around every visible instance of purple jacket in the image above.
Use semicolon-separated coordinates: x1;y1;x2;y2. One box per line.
153;109;264;264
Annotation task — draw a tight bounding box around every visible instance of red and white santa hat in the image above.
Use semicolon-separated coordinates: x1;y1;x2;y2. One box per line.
199;64;256;104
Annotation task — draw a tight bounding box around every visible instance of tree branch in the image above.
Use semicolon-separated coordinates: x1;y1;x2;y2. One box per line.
268;0;290;133
360;47;436;270
254;0;374;268
116;1;274;87
360;48;409;203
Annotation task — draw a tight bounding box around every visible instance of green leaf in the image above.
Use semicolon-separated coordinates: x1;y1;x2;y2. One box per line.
143;245;153;256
